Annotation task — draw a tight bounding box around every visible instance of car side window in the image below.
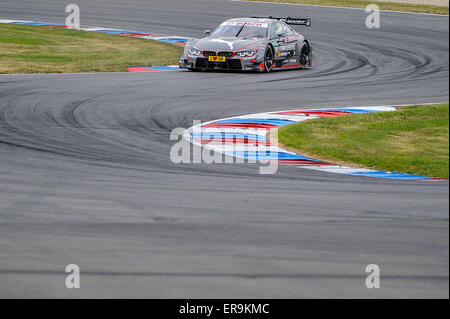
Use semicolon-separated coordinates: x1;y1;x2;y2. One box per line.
270;22;284;39
283;23;296;36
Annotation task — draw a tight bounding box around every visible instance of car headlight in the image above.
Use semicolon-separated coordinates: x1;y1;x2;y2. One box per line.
188;47;202;56
236;50;257;57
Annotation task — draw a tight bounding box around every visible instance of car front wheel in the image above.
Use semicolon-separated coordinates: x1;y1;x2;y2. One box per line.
264;46;274;72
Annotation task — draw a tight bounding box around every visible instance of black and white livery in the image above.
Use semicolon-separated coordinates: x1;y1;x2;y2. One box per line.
180;17;312;72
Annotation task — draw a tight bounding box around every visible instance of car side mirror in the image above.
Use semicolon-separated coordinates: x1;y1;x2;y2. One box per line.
277;32;287;41
203;29;211;37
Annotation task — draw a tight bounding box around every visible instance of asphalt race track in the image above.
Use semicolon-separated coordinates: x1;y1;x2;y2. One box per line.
0;0;448;298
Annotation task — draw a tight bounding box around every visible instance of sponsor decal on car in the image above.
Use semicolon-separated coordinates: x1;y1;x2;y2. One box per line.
221;21;269;28
208;56;226;62
278;45;296;51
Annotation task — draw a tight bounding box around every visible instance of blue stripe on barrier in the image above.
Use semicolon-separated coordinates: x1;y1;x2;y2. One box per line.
215;118;296;126
227;151;317;160
350;171;430;179
138;66;179;71
157;38;188;43
191;132;266;141
315;108;381;113
92;29;137;34
11;22;48;26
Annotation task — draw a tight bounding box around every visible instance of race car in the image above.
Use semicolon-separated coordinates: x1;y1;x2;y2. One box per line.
180;17;312;72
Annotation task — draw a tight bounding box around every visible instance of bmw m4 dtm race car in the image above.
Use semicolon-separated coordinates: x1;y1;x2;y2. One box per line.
180;17;312;72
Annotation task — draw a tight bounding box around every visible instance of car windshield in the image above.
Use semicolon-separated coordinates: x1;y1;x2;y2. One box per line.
211;22;268;39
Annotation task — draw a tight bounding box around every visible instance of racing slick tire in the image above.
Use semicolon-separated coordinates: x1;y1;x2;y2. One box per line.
299;42;312;69
263;45;274;72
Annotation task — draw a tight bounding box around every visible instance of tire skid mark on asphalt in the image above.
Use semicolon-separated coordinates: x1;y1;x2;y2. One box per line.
185;105;449;181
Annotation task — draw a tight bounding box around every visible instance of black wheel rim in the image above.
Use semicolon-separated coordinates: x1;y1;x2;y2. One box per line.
265;48;273;71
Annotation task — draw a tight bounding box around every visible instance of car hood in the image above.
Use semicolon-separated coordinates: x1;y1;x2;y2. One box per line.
196;37;264;52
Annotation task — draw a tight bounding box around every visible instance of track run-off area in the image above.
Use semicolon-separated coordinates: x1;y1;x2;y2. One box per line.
0;0;448;298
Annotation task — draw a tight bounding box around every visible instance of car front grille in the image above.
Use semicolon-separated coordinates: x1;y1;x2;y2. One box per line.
195;58;242;71
202;51;235;58
202;51;216;57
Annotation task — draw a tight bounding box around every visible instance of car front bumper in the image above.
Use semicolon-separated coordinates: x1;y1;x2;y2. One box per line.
180;56;265;72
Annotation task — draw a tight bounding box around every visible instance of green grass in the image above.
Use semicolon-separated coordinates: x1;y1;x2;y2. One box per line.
278;104;449;178
248;0;449;15
0;23;183;74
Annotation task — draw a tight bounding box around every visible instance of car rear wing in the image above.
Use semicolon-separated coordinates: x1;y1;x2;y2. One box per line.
252;16;311;26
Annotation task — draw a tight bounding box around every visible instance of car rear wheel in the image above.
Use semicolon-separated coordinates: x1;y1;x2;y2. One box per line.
264;46;274;72
299;43;311;69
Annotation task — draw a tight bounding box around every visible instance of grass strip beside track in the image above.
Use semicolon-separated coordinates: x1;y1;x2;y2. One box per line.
247;0;449;15
278;104;449;178
0;24;183;74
